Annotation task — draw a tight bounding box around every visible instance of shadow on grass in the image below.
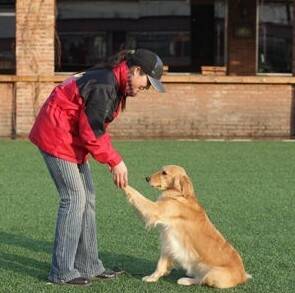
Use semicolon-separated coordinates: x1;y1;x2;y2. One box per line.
0;231;52;281
0;231;52;253
0;252;49;281
100;251;184;283
0;231;184;283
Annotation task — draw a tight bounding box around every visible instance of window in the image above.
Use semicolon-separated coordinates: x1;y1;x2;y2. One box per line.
191;0;226;72
57;32;107;72
56;0;227;73
56;0;192;72
0;0;15;74
126;31;191;68
258;0;293;73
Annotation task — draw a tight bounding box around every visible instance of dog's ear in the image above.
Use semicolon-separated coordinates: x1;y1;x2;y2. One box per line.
180;175;195;198
174;175;195;198
173;175;182;192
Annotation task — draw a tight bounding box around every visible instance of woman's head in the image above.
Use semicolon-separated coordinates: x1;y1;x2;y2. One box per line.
126;49;165;94
106;49;165;110
107;49;165;95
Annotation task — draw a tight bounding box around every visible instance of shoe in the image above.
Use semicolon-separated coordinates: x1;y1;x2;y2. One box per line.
95;268;125;280
65;277;91;286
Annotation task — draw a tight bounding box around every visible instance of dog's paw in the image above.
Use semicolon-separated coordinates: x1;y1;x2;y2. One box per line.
142;275;159;282
177;277;199;286
122;185;128;192
121;186;130;196
122;185;132;195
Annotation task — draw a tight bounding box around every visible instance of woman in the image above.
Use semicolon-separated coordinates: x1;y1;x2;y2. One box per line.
29;49;165;286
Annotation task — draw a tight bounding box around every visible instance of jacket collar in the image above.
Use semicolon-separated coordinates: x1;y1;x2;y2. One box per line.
112;61;129;96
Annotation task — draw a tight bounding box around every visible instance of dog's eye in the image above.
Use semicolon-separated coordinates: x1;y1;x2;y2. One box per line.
162;171;167;175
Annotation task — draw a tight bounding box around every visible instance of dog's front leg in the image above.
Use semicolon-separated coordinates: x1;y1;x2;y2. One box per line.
123;185;160;227
142;254;174;282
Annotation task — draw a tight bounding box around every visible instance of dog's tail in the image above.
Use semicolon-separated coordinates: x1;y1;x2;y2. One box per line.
246;273;252;280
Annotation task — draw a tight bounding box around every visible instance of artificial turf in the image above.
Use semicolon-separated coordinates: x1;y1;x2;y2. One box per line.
0;139;294;292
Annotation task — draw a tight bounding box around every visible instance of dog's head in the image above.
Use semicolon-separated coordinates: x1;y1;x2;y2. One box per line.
146;165;195;198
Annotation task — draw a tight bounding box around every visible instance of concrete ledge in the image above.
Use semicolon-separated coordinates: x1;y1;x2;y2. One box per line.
1;74;295;84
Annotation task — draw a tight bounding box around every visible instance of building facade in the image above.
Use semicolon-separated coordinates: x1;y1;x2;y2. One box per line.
1;0;295;138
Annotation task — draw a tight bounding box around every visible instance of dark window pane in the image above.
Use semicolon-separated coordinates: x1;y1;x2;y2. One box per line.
126;31;191;69
214;0;226;66
0;1;15;74
56;0;226;73
190;0;226;72
58;33;107;71
56;0;192;72
258;0;293;73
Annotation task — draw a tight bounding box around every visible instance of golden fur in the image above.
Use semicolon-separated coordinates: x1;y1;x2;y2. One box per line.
122;165;251;288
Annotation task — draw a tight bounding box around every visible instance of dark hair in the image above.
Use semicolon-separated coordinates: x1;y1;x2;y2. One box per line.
89;50;129;70
108;50;145;72
91;49;146;71
106;50;129;68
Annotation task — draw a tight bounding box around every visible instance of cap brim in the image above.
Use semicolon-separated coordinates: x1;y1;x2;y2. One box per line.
147;75;165;93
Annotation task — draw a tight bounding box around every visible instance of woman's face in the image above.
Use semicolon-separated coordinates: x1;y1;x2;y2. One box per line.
130;67;150;96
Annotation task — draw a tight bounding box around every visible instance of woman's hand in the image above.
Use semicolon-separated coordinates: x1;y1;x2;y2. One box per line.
111;161;128;188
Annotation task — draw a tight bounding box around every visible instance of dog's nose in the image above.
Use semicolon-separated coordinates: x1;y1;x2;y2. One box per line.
145;176;150;182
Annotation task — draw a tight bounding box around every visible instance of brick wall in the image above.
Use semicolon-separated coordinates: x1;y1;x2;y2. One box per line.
15;0;55;136
0;83;14;137
109;82;294;138
15;81;55;135
1;77;294;139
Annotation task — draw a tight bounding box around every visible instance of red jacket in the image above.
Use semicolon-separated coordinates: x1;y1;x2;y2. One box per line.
29;62;129;168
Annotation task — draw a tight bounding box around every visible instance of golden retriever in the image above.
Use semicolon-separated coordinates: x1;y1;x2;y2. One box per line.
122;165;251;288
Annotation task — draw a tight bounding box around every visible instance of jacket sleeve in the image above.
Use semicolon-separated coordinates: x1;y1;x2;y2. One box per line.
79;109;122;168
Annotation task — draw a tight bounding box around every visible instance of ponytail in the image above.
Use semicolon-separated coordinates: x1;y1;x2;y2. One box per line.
87;49;135;71
106;50;134;68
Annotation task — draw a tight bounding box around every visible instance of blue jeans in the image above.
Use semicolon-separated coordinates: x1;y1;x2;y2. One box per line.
41;151;105;283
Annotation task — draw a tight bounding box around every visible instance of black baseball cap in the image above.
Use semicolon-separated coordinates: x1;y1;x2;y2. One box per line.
126;49;165;93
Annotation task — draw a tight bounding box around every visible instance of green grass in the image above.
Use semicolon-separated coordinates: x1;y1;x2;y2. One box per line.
0;139;295;292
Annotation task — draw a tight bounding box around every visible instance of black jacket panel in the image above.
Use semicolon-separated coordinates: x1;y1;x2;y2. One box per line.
75;69;121;137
